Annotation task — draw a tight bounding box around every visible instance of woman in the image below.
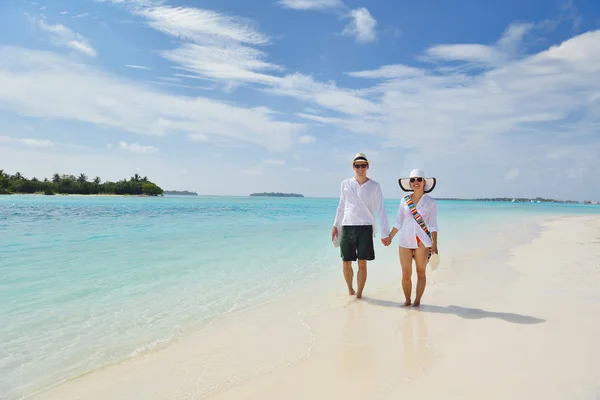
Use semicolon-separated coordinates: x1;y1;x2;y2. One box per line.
388;169;439;307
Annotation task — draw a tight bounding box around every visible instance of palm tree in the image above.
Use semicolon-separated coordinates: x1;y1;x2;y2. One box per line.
44;178;49;183
78;173;87;184
52;173;60;183
141;176;148;182
132;174;141;182
13;172;23;180
93;176;101;185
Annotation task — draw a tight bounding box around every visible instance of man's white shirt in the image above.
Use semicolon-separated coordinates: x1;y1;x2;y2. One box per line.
333;178;390;238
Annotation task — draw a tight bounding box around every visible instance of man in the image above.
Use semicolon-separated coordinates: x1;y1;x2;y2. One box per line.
332;153;391;299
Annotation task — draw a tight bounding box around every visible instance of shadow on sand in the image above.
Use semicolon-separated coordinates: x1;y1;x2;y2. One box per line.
362;298;546;325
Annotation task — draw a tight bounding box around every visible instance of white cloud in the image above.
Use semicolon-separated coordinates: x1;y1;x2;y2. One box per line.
135;6;269;45
268;72;379;116
423;22;533;67
71;13;91;19
296;113;382;135
293;167;311;172
317;29;600;153
60;11;68;15
299;135;316;144
37;19;97;57
505;168;520;180
118;141;158;154
264;159;285;165
188;133;209;141
342;8;377;43
277;27;600;200
560;0;582;31
0;136;54;147
347;64;424;79
124;5;283;87
278;0;344;10
242;168;264;175
0;47;301;151
160;43;281;86
125;64;151;70
156;76;181;82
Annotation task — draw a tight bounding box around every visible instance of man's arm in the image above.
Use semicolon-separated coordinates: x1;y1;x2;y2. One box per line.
332;181;346;241
375;184;390;244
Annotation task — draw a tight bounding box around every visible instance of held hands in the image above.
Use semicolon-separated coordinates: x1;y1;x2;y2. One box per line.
381;237;392;246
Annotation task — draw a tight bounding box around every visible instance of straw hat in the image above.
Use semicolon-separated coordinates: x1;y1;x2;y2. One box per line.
398;169;436;193
352;152;369;165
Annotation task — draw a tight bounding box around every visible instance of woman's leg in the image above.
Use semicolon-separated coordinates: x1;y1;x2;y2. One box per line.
399;247;415;306
413;243;430;307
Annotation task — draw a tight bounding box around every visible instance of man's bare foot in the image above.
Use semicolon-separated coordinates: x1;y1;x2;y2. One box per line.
412;301;421;307
348;288;356;295
356;291;363;299
402;300;411;307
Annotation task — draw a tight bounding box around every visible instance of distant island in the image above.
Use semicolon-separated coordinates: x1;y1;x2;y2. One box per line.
164;190;198;196
250;192;304;198
436;197;580;203
0;169;163;196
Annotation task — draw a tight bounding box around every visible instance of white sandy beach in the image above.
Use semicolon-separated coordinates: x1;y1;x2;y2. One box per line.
32;215;600;400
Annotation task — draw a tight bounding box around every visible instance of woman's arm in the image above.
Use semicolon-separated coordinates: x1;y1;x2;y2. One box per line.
389;200;405;241
428;200;439;253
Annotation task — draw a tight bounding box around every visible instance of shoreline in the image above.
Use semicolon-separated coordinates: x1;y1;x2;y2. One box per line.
3;192;599;204
1;193;156;197
30;213;600;399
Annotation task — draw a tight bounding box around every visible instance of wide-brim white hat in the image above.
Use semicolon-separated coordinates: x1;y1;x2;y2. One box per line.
399;169;436;193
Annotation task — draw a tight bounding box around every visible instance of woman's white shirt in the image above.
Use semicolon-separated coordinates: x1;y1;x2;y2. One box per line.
393;194;439;249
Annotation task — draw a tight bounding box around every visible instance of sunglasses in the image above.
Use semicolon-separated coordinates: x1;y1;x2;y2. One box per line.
354;164;368;169
410;177;423;183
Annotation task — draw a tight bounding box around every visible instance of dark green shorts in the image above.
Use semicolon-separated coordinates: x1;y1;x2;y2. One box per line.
340;225;375;262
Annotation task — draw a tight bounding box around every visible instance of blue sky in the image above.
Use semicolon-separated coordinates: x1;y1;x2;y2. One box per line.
1;0;599;200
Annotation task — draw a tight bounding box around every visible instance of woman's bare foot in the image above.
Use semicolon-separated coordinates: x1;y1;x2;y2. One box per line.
402;300;412;307
412;301;420;307
356;291;363;299
348;288;356;296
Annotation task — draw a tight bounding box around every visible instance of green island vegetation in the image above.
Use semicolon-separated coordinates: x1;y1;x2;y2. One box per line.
164;190;198;196
249;192;304;198
0;170;163;196
437;197;580;203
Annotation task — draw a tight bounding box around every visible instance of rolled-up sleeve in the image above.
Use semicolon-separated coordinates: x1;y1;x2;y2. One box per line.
427;199;439;232
393;200;405;231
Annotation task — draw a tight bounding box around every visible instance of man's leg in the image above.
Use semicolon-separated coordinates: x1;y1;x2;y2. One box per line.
356;259;367;299
355;226;375;299
343;261;355;295
340;227;357;295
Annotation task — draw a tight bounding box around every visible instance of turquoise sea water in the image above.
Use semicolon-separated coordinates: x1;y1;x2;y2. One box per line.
1;194;599;399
